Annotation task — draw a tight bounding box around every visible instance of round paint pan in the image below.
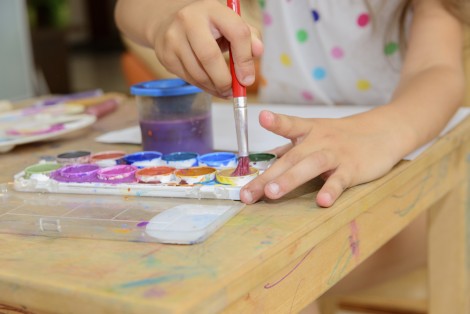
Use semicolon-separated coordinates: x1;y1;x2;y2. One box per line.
96;165;138;182
24;163;62;180
216;167;259;186
123;151;163;168
198;152;237;169
174;166;216;185
51;164;100;183
162;152;199;169
90;151;126;167
56;150;91;165
135;166;176;183
249;153;276;171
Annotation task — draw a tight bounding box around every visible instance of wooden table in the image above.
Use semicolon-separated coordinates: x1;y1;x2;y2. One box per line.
0;96;468;314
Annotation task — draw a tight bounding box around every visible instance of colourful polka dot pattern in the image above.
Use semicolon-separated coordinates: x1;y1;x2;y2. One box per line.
331;46;344;59
356;80;371;91
384;42;399;55
301;91;314;101
312;10;320;22
312;67;326;80
260;2;404;105
280;53;292;66
263;12;272;26
296;29;308;43
357;13;369;27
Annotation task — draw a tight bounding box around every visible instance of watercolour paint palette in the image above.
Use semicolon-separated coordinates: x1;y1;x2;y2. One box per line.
12;151;278;201
5;150;276;244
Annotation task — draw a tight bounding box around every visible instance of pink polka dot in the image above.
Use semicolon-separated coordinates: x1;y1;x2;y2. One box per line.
331;46;344;59
263;12;273;26
357;13;369;27
301;91;314;101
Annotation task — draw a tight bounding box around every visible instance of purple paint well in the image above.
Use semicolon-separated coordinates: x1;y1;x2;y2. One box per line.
51;165;99;183
140;112;213;154
52;164;138;184
60;164;99;178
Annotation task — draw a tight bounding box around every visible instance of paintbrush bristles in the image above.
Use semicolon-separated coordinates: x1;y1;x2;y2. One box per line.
231;156;250;177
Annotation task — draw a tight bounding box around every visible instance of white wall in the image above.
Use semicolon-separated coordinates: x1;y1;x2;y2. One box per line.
0;0;36;101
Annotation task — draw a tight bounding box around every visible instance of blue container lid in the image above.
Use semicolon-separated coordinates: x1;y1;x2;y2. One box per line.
130;78;202;97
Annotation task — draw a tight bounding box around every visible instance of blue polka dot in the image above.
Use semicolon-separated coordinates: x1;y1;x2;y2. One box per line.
312;67;326;80
312;10;320;22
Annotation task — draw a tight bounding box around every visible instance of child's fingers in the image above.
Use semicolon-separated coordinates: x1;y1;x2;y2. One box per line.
249;26;264;57
267;142;293;157
177;43;217;92
241;149;337;204
161;35;225;96
187;27;232;95
316;170;353;207
215;14;256;86
263;151;335;200
157;29;215;93
259;110;310;141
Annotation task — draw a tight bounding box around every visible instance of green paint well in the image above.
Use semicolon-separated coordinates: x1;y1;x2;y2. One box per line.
249;153;276;162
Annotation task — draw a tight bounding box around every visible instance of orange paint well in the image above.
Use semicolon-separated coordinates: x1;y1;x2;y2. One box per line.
137;166;175;176
175;167;215;176
91;151;125;160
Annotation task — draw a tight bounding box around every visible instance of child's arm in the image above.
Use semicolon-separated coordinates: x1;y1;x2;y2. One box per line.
114;0;263;98
241;0;466;207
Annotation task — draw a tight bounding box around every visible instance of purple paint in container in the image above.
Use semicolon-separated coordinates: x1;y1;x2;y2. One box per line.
131;79;213;154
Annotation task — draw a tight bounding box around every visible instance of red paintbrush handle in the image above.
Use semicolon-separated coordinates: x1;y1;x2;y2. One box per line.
227;0;246;98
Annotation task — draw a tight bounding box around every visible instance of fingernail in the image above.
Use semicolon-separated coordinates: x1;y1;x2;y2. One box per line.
267;182;280;195
243;75;255;85
242;189;253;203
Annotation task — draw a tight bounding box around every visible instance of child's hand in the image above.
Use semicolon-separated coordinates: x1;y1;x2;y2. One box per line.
240;110;409;207
151;0;263;98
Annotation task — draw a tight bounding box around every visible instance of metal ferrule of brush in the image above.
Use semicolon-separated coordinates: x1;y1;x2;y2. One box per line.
233;96;249;157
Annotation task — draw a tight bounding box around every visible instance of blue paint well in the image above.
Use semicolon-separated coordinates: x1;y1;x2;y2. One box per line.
124;151;162;163
162;152;198;162
198;152;237;168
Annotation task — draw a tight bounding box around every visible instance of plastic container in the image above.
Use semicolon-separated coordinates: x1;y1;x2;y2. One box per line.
131;79;213;154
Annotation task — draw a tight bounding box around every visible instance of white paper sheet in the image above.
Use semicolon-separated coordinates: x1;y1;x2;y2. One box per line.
96;102;470;161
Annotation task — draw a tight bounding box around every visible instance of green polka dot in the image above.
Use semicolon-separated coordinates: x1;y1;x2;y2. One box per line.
384;42;399;55
296;29;308;43
258;0;265;9
280;53;292;67
356;80;371;91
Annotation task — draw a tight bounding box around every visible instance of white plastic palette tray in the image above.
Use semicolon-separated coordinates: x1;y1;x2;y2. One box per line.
1;183;244;244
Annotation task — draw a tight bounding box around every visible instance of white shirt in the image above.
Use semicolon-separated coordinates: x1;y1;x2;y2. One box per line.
259;1;409;106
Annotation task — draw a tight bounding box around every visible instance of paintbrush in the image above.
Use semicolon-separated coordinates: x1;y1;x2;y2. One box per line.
227;0;250;177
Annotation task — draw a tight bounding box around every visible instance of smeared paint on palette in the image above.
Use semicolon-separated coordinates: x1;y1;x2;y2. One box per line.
14;150;277;201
